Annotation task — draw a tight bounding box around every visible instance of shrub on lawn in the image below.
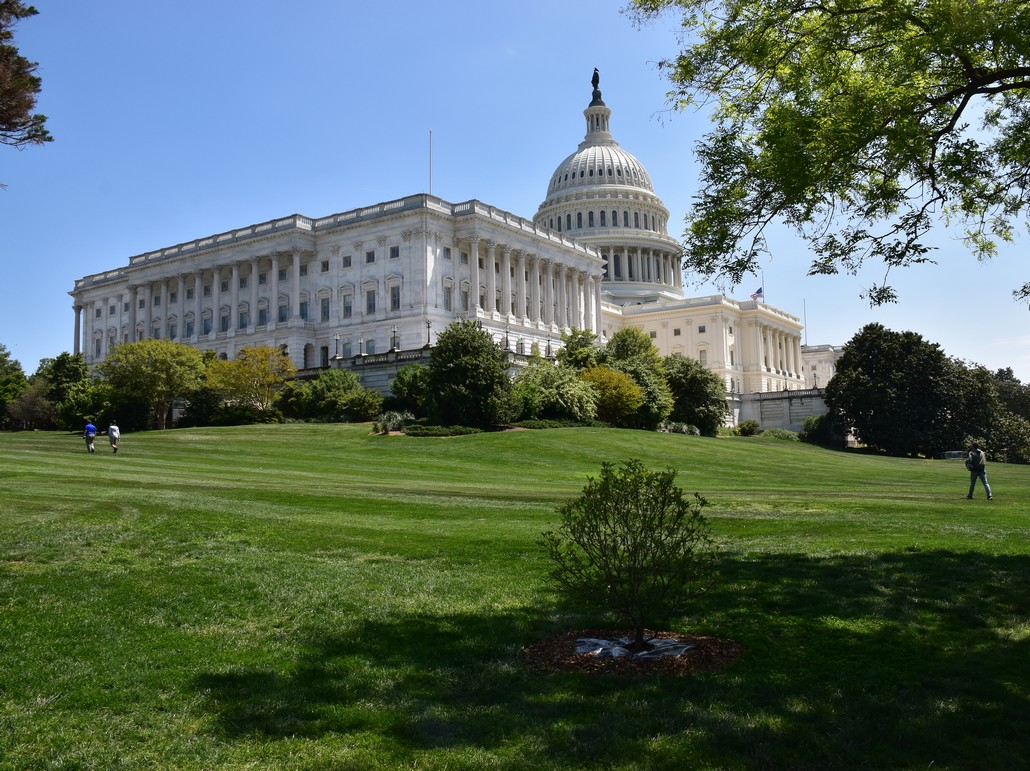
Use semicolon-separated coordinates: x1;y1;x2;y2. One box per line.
735;419;762;436
541;459;717;650
403;424;482;437
759;427;800;441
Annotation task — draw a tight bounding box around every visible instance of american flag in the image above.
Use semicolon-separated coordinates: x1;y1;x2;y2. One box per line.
750;287;764;300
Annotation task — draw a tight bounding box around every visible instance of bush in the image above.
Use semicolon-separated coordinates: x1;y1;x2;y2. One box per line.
660;421;701;436
511;418;609;430
541;459;717;650
759;427;800;441
735;419;762;436
403;424;482;437
375;410;415;434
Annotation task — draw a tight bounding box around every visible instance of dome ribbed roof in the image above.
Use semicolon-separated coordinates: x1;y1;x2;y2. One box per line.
545;144;654;196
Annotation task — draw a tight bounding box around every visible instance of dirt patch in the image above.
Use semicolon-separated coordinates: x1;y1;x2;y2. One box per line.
522;629;744;676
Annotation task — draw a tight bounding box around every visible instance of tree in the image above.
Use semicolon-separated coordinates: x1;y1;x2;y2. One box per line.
631;0;1030;305
556;328;599;370
511;361;598;423
57;378;113;432
96;340;205;429
205;346;295;411
824;323;967;456
5;377;55;429
389;362;433;416
428;319;511;428
601;327;673;430
1;2;51;159
664;353;729;436
0;342;27;428
580;365;643;425
541;459;716;650
34;352;87;405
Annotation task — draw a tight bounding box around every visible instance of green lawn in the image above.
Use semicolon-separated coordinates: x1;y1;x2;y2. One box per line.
1;425;1028;770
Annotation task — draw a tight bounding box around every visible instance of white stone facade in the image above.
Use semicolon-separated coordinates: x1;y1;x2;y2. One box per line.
70;196;605;369
800;344;845;389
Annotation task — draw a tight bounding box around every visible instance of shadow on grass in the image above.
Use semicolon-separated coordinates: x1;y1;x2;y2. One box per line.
196;550;1030;769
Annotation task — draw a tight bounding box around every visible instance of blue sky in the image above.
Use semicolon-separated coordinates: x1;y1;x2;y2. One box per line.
4;1;1028;380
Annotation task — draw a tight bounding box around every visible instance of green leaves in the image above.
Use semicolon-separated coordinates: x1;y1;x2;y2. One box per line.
632;0;1030;304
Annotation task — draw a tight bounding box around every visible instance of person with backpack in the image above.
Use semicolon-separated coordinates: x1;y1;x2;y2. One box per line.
965;442;992;500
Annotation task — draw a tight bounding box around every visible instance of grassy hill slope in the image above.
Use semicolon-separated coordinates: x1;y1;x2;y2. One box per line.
1;426;1028;769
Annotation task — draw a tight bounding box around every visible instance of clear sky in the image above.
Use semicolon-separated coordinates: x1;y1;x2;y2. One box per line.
4;1;1028;380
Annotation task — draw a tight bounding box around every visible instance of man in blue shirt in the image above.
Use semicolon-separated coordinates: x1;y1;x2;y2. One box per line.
83;420;97;453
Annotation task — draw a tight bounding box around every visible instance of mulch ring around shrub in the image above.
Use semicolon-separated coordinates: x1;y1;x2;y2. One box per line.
521;629;744;676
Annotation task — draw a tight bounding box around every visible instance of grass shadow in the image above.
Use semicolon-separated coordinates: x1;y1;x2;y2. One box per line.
195;550;1030;768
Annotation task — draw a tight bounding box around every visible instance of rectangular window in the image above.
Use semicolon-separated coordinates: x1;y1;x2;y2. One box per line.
139;298;146;310
278;268;287;281
299;264;308;277
343;295;353;319
108;304;117;315
239;277;247;290
366;250;376;264
278;305;288;323
342;254;352;268
698;325;706;334
153;296;161;307
186;288;194;300
95;307;102;319
366;290;376;315
390;285;401;311
220;315;229;333
185;320;194;338
728;325;733;335
673;328;681;336
258;272;267;285
443;246;452;260
220;280;229;293
320;297;330;322
238;312;249;328
460;251;469;265
443;286;453;312
168;324;177;339
299;301;308;320
258;308;268;326
461;289;469;312
203;284;211;297
699;350;708;366
649;331;657;339
169;292;177;304
203;318;212;335
321;260;329;273
390;245;400;259
123;302;130;312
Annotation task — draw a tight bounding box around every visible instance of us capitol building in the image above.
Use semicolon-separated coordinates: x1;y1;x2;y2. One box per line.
70;72;812;423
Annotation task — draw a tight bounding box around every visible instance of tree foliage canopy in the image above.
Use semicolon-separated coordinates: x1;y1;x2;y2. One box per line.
631;0;1030;305
429;319;511;428
206;346;295;411
1;2;51;154
96;340;206;429
664;353;729;436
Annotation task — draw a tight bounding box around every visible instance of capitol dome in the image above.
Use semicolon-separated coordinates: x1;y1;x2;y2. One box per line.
534;70;683;304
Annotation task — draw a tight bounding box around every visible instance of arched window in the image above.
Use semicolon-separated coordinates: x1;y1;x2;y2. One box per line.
634;212;640;228
566;213;572;230
612;210;618;226
623;211;629;227
577;212;583;228
600;210;606;226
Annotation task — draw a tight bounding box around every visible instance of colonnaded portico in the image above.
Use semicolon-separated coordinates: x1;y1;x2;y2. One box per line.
70;195;605;368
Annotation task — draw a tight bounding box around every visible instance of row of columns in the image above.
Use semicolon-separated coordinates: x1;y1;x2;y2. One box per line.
753;321;802;378
603;247;681;288
464;237;602;334
74;251;307;360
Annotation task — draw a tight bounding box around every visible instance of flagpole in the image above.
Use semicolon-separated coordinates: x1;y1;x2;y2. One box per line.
429;129;433;195
761;271;765;302
803;298;808;346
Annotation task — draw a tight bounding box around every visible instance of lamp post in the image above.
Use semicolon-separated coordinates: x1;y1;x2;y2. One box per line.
332;333;341;368
358;336;364;356
391;324;398;351
504;324;510;351
424;320;432;348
